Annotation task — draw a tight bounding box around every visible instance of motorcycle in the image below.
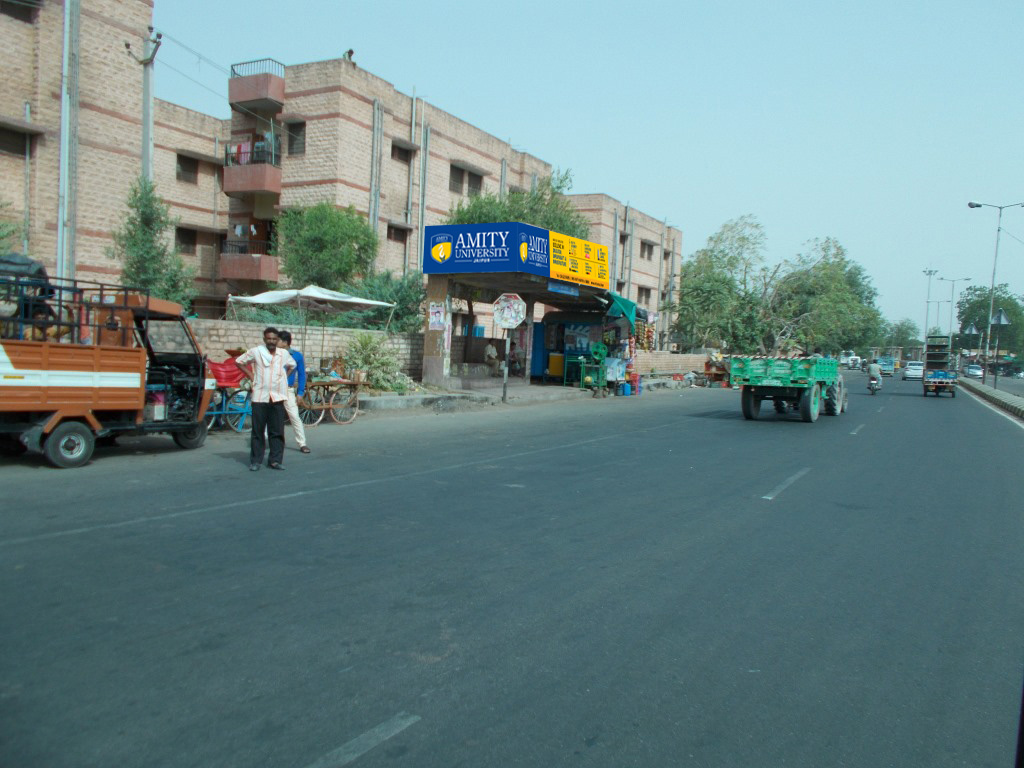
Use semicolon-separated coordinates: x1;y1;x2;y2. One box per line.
868;376;881;395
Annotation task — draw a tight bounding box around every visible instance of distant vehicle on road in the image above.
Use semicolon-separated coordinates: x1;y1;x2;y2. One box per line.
902;361;924;381
877;356;895;377
965;365;983;378
847;355;861;370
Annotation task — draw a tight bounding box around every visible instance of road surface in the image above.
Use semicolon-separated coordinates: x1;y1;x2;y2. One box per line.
2;372;1022;767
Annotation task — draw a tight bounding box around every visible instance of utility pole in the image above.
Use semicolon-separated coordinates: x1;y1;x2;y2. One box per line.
56;0;80;281
126;27;162;181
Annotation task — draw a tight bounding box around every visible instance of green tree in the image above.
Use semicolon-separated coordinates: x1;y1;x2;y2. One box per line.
109;176;195;307
445;169;590;238
275;203;378;290
955;283;1024;357
879;318;921;351
340;270;426;333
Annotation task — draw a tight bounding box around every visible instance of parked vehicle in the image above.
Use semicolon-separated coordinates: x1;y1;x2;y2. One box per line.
0;270;213;467
964;364;983;378
730;356;847;423
902;361;924;381
923;335;957;397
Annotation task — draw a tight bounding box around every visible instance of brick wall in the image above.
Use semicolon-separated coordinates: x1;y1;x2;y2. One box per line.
190;318;423;379
632;352;706;375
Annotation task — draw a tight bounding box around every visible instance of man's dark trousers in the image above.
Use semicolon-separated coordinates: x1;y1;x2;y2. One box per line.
250;400;286;466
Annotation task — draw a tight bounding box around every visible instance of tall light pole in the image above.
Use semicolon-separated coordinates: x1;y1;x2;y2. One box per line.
937;276;971;356
967;200;1024;384
922;269;938;347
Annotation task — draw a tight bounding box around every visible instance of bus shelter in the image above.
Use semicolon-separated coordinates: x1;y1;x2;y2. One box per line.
421;222;623;389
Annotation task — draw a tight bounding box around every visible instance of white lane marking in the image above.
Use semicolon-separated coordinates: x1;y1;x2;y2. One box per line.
762;468;811;501
303;712;421;768
0;434;618;547
850;423;865;435
876;406;884;412
962;387;1024;432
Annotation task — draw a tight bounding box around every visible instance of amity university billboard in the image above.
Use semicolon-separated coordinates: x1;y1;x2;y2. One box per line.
423;223;610;291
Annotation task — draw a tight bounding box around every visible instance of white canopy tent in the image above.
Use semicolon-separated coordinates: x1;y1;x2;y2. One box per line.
227;285;396;365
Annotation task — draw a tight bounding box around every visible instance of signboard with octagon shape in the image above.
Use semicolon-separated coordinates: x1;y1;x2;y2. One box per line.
493;293;526;329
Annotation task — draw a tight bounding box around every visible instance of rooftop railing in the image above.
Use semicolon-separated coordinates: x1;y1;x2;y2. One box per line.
230;59;285;78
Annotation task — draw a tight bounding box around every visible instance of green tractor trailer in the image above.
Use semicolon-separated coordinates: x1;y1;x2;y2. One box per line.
729;356;848;423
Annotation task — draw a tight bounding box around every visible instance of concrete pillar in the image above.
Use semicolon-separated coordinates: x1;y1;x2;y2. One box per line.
422;273;453;388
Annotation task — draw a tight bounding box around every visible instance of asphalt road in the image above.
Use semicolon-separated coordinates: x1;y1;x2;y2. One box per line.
2;373;1023;768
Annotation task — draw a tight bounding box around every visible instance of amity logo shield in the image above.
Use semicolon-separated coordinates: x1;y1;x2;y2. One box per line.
520;233;529;263
430;234;453;264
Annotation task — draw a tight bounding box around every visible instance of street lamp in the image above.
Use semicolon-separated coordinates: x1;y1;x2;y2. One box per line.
937;276;971;356
992;308;1011;390
922;269;938;348
967;200;1024;384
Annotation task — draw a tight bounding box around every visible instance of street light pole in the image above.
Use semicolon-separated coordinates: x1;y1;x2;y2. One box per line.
922;269;938;349
937;276;971;358
968;200;1024;385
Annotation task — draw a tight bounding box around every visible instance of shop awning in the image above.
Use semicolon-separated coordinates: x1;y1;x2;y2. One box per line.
602;291;637;329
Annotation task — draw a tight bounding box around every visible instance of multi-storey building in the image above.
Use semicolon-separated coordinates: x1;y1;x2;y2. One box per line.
1;0;680;341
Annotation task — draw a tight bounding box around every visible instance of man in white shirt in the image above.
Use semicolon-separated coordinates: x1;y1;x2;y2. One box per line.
484;341;500;377
235;327;296;471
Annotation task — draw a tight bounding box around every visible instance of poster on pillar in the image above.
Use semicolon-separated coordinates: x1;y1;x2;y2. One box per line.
423;223;609;291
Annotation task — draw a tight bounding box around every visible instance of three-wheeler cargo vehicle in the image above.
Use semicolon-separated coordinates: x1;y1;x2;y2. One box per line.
1;266;213;468
923;335;958;397
729;356;848;423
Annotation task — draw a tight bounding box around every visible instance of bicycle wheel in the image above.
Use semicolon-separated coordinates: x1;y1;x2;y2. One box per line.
299;387;326;426
225;390;252;432
328;387;358;425
205;388;224;430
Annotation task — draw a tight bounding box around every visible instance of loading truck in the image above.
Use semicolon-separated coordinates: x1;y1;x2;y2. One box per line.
729;356;848;423
923;335;957;397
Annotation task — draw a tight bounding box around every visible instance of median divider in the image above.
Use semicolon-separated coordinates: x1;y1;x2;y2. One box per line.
958;377;1024;419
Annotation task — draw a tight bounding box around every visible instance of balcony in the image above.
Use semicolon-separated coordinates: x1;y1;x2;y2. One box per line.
223;138;282;196
229;58;285;112
220;240;278;281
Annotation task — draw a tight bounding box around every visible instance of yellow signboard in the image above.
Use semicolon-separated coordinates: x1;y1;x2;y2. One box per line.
549;231;609;290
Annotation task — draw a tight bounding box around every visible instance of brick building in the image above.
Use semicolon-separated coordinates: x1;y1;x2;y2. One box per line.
1;0;681;343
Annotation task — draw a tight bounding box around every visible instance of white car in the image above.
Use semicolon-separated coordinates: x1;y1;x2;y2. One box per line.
902;361;924;381
965;364;984;378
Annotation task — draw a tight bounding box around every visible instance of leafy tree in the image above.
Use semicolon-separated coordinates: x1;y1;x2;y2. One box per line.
877;318;921;351
955;283;1024;357
109;176;195;307
275;203;377;290
340;270;426;333
445;169;590;238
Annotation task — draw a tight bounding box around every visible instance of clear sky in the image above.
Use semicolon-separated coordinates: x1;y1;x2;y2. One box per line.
153;0;1024;330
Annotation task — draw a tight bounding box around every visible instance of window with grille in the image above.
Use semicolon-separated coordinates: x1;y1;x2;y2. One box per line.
287;123;306;156
176;155;198;184
637;287;652;306
175;227;197;255
0;0;39;22
449;165;464;193
391;143;411;164
640;242;655;260
387;225;408;244
467;171;483;197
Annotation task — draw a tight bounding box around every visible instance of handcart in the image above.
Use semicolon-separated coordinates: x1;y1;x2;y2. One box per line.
204;357;252;432
297;368;366;426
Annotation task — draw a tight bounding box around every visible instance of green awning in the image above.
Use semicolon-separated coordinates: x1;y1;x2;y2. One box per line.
603;291;637;329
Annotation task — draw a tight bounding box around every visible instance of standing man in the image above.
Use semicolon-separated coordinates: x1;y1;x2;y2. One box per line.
277;330;311;454
235;327;295;471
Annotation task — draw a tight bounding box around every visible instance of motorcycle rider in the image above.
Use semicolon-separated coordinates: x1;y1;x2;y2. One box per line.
867;358;883;390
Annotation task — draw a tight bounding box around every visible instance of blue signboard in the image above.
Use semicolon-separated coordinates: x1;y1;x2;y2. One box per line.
424;223;549;278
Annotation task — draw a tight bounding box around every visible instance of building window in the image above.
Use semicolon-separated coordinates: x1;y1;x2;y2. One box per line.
287;122;306;156
619;233;628;249
640;241;655;260
467;171;483;197
176;154;198;184
0;127;27;156
449;165;464;193
616;280;625;294
0;0;39;22
637;287;652;306
175;227;197;255
391;143;411;164
387;225;408;244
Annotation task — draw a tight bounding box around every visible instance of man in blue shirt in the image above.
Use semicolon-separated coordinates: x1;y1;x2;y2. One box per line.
278;330;311;454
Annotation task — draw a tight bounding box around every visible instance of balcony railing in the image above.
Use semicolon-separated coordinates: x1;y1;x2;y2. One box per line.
225;140;281;168
222;239;271;255
230;58;285;78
